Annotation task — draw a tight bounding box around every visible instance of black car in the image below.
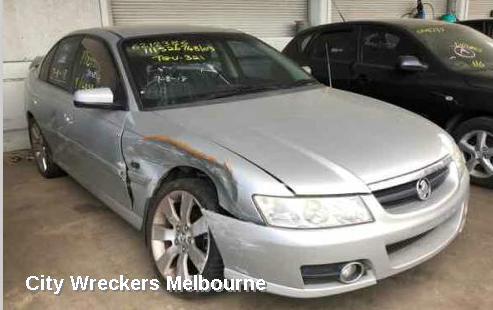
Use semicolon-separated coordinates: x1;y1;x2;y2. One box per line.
459;19;493;38
284;20;493;187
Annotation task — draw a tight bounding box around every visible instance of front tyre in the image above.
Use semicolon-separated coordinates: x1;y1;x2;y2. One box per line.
28;118;65;178
453;117;493;188
146;178;224;292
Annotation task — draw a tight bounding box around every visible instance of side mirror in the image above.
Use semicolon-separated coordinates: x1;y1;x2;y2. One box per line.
398;56;428;72
74;88;122;110
301;66;312;75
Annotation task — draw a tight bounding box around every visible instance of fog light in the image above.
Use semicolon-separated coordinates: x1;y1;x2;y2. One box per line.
339;262;365;284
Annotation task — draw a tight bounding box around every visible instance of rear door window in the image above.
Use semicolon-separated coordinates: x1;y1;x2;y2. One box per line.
48;36;81;91
309;30;358;63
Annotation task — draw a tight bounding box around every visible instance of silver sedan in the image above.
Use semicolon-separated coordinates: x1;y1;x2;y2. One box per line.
25;25;469;298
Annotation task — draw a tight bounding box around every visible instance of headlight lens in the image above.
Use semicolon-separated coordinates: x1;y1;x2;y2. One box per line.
450;140;466;177
253;195;373;229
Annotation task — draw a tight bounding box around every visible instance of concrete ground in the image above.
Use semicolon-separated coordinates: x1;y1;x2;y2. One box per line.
4;151;493;310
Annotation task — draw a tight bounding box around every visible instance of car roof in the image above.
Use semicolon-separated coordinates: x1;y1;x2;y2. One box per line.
459;19;493;23
304;19;460;33
70;24;242;39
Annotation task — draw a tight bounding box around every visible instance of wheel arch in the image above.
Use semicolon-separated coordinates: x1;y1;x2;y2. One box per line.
446;112;493;133
141;165;233;240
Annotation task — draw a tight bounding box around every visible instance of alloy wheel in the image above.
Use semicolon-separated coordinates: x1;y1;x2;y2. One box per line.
151;190;210;279
458;130;493;178
30;124;49;173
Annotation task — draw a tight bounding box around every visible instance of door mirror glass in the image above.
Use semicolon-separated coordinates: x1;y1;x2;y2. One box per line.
398;55;428;72
301;66;312;75
74;88;121;110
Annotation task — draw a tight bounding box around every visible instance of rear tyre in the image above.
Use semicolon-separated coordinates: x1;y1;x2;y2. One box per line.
146;178;224;293
453;117;493;188
28;118;65;178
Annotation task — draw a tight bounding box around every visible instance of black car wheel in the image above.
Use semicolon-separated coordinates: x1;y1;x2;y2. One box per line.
28;118;65;178
146;178;224;292
453;117;493;188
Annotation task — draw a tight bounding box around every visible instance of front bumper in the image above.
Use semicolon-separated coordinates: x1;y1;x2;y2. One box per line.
205;171;469;298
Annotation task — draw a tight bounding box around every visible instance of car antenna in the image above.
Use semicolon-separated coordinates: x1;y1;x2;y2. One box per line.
333;0;346;22
325;42;333;88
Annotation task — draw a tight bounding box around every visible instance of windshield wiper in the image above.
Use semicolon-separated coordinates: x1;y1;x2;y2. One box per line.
234;79;317;92
198;79;318;101
278;79;318;88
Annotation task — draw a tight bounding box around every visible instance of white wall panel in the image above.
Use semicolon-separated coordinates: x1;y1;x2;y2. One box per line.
331;0;448;23
111;0;308;38
468;0;493;19
3;0;103;151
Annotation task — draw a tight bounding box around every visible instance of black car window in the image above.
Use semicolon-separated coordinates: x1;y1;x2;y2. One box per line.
283;32;315;59
411;23;493;72
310;30;357;62
300;33;314;52
462;21;484;33
47;36;81;91
72;37;124;103
227;39;291;79
39;46;57;81
361;27;412;67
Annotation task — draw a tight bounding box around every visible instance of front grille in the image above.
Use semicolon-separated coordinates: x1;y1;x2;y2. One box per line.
373;166;449;209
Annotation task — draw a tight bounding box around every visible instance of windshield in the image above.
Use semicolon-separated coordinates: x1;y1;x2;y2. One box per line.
122;34;315;109
410;24;493;72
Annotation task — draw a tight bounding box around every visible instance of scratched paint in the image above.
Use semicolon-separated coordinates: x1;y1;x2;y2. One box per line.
143;135;239;203
144;135;219;164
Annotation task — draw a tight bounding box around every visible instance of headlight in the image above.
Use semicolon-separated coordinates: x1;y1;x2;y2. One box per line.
450;140;466;177
253;195;373;229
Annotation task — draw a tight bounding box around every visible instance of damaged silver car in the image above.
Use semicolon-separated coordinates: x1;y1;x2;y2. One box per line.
25;25;469;298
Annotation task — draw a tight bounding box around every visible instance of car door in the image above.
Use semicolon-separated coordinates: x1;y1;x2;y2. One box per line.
33;36;82;167
352;26;414;102
63;36;132;211
352;25;451;121
305;27;358;90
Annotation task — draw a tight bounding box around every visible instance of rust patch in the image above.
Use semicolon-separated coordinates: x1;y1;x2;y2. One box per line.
143;135;218;164
144;135;239;203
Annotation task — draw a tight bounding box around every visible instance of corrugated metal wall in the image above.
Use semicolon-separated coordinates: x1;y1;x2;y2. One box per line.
331;0;448;23
110;0;308;37
468;0;492;19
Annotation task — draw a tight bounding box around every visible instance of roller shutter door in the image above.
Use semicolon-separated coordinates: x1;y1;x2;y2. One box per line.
468;0;492;19
110;0;308;37
331;0;447;23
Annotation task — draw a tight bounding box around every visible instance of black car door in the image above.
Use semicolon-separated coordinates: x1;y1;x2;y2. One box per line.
352;25;453;123
305;27;358;91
